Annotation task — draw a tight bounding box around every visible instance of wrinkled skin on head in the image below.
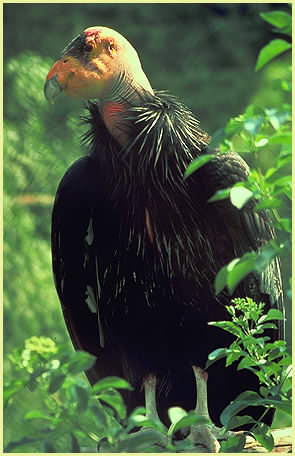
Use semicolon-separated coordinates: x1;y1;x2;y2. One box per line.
44;26;153;103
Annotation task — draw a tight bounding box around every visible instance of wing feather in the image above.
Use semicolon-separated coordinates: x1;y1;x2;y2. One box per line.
197;152;285;338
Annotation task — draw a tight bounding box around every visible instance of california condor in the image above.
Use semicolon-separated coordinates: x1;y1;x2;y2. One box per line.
44;26;284;451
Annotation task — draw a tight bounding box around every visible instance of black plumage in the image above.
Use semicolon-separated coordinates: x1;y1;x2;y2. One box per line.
52;90;284;426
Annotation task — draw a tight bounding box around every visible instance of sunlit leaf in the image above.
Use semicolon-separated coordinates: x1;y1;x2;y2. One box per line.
168;412;210;436
237;356;257;371
214;264;228;294
255;137;268;147
255;39;291;71
24;410;55;422
227;253;257;294
92;376;132;393
260;11;291;30
205;348;229;369
208;188;231;203
168;406;187;424
230;186;253;209
243;117;263;135
208;321;243;338
258;309;285;324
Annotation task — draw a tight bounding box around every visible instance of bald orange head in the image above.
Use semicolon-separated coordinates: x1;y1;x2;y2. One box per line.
44;26;153;103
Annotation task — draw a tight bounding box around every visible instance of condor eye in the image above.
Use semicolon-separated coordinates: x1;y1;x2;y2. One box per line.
85;43;93;52
109;42;115;51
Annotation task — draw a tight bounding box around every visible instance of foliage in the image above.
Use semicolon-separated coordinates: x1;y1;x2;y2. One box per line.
206;298;291;452
4;4;291;452
187;8;291;298
4;337;208;453
4;299;291;452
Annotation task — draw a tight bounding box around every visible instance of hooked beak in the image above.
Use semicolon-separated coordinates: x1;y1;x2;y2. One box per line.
44;59;67;103
44;73;63;103
44;55;107;103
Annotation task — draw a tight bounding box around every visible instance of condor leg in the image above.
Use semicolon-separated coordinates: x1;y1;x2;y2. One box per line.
187;366;221;453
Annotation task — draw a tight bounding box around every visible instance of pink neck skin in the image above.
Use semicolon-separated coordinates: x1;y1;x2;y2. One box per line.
101;101;130;147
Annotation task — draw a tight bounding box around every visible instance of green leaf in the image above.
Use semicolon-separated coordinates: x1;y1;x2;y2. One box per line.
71;433;81;453
237;356;257;371
230;186;253;209
128;414;165;432
66;351;96;374
255;39;291;71
24;410;55;422
99;390;126;420
278;218;291;233
225;349;242;367
260;11;292;30
255;198;282;211
258;309;284;323
214;263;228;294
185;154;215;178
226;415;256;431
205;348;229;369
254;244;279;272
208;321;243;338
43;440;56;452
168;406;187;424
219;433;246;452
273;400;292;415
243;117;263;135
265;109;290;130
225;116;245;136
168;412;210;436
90;403;108;428
71;385;89;413
92;376;132;393
281;79;292;91
227;253;257;294
255;137;268;148
220;391;261;427
271;175;292;188
256;322;277;333
208;188;231;203
252;423;274;452
4;379;26;404
48;373;66;394
4;436;45;452
117;429;166;452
